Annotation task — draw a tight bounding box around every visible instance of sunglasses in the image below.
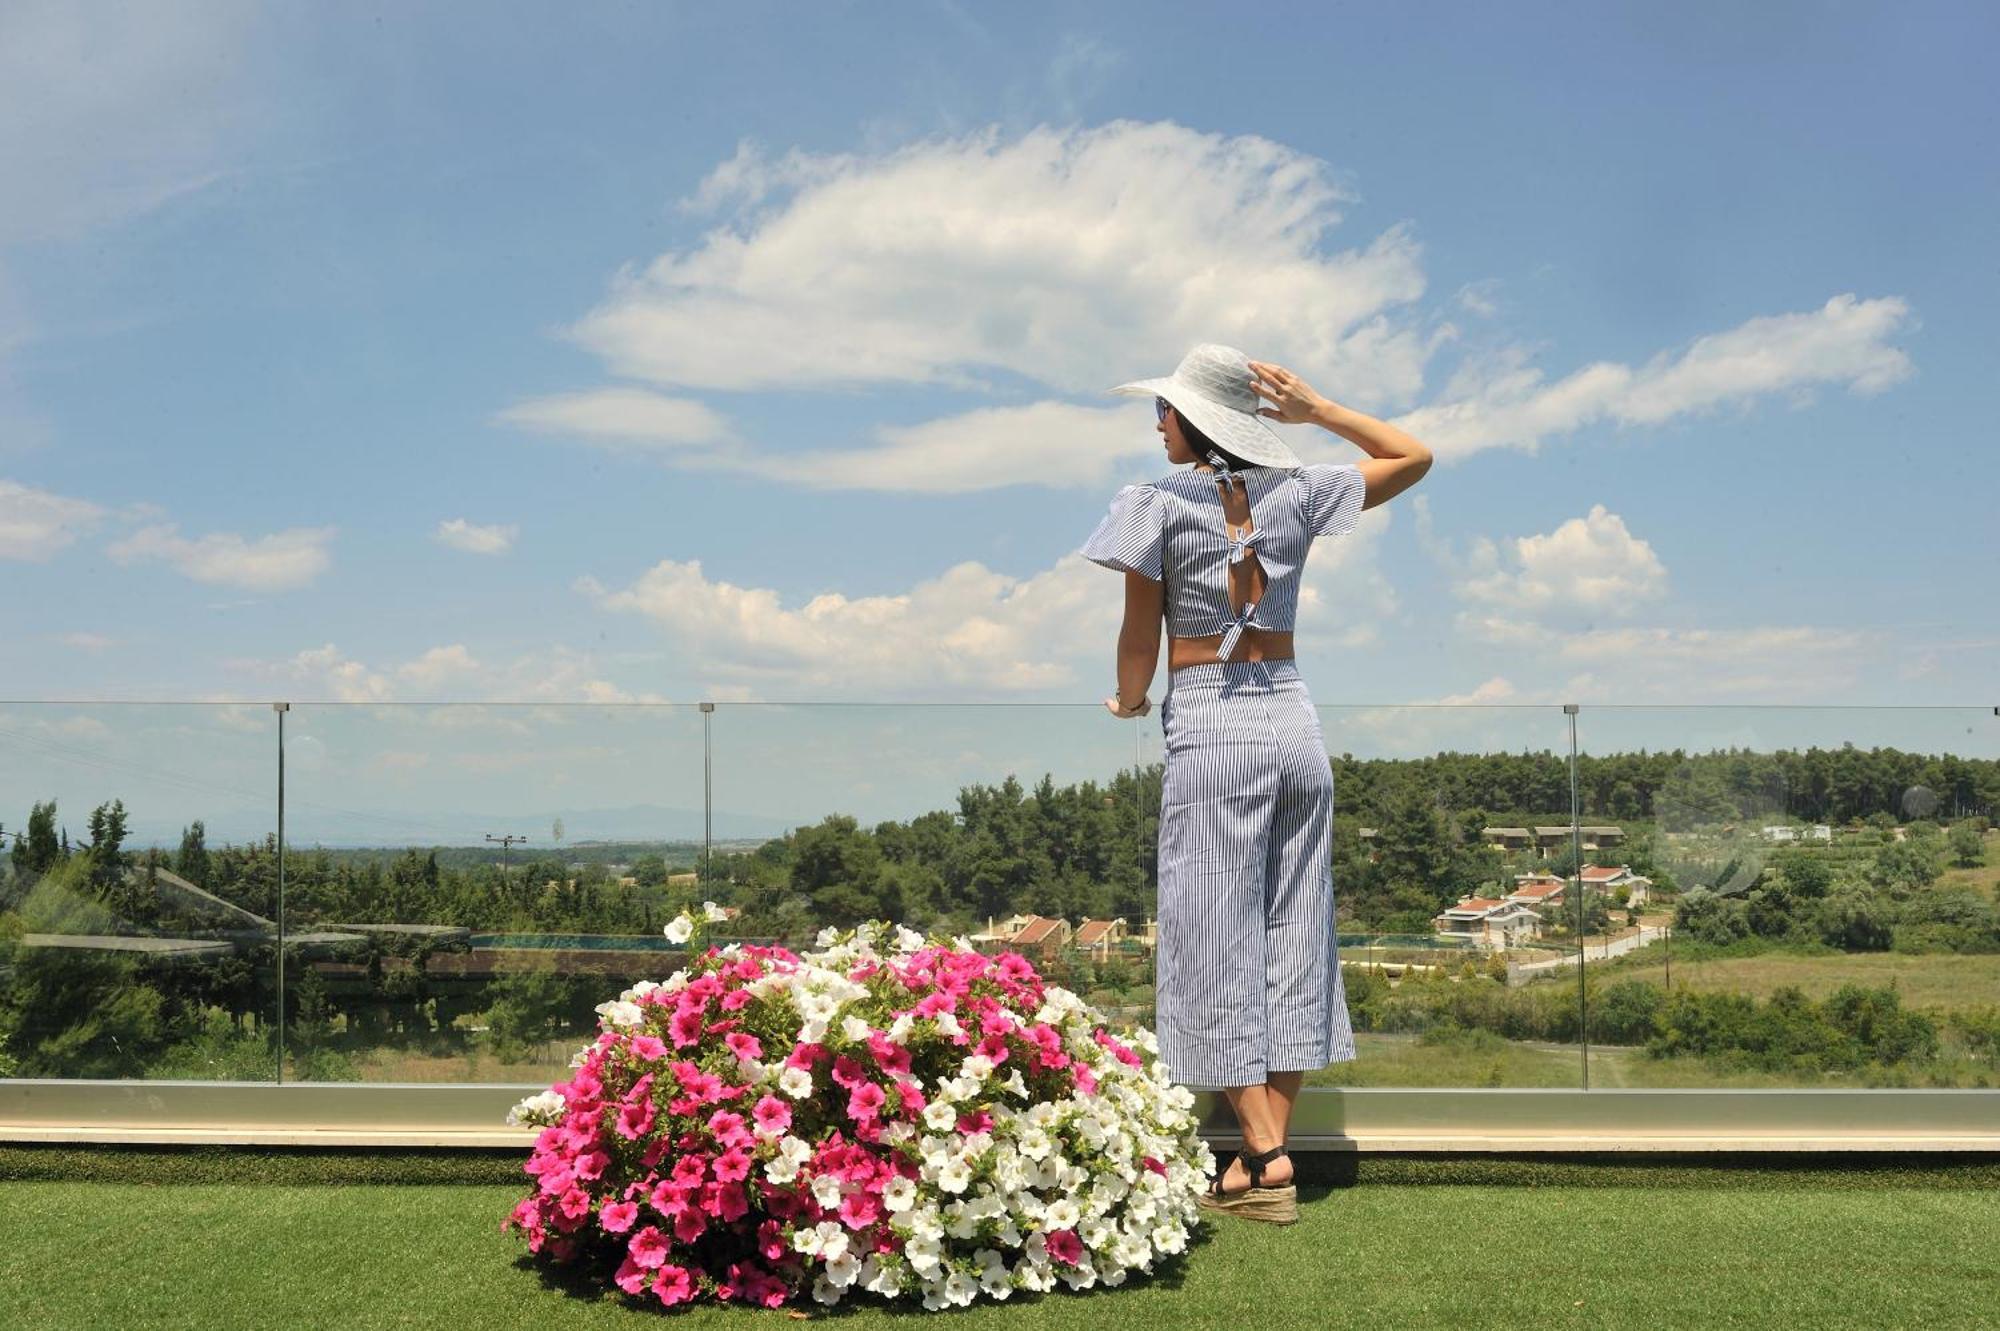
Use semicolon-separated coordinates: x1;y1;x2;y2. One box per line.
1155;396;1173;422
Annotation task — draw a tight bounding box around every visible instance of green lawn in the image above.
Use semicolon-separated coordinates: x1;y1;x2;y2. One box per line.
2;1152;1996;1329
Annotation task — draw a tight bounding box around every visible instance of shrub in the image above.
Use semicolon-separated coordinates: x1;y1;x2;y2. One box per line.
505;915;1211;1311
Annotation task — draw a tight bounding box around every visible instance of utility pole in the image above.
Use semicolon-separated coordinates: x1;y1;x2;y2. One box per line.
486;833;528;881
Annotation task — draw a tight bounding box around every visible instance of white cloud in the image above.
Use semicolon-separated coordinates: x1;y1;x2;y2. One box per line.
1451;505;1668;620
58;631;117;651
0;1;259;245
582;553;1098;696
1397;294;1914;460
0;478;104;558
1437;676;1519;706
578;499;1399;697
1295;506;1398;648
1455;280;1501;318
566;121;1434;402
108;523;334;591
763;402;1151;494
433;518;518;556
494;387;733;452
395;645;482;691
1460;619;1881;700
224;642;669;706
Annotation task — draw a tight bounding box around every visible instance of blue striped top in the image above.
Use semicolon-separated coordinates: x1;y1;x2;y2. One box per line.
1080;461;1366;657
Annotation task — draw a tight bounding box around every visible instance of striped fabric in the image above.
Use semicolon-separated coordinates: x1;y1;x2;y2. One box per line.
1079;462;1366;645
1153;658;1357;1089
1081;461;1369;1090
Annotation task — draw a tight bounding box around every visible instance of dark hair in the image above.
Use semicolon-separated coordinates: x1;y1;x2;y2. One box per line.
1169;405;1254;473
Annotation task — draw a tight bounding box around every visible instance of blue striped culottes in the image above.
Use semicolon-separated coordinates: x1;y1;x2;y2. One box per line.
1155;658;1357;1089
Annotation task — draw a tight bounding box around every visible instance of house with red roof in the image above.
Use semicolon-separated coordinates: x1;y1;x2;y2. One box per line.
1432;895;1544;949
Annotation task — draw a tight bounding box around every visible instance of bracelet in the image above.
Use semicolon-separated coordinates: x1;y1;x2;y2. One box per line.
1116;692;1151;713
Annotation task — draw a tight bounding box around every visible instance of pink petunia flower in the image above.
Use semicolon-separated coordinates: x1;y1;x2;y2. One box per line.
847;1081;887;1121
839;1190;881;1229
668;1008;704;1047
1046;1228;1084;1266
711;1180;750;1223
724;1031;763;1061
628;1034;668;1061
613;1256;649;1295
652;1264;695;1307
600;1199;639;1233
869;1038;912;1077
712;1147;752;1183
706;1109;751;1149
627;1225;670;1270
751;1094;792;1136
616;1098;655;1140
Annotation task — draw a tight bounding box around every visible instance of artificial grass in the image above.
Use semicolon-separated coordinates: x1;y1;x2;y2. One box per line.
3;1156;1998;1329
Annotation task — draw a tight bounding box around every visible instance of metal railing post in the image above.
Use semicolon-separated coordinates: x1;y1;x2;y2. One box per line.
273;701;289;1086
699;702;715;885
1565;702;1586;1090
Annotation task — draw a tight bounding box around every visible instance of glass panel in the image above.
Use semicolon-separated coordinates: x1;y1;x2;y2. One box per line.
1310;703;1586;1088
0;703;279;1081
280;703;702;1084
1575;707;1999;1089
708;701;1156;1015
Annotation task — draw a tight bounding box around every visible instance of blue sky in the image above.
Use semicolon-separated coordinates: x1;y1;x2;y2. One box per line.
2;2;1995;840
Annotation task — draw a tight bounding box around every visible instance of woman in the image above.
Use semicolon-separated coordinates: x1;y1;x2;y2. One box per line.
1080;343;1432;1225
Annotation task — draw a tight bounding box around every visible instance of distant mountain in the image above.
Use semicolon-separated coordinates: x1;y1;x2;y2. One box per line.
117;802;796;850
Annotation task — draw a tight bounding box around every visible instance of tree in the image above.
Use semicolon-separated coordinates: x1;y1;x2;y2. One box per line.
1948;821;1986;869
1675;887;1749;946
84;800;130;897
1818;889;1893;951
1869;841;1943;893
1776;849;1834;899
11;801;62;877
176;821;211;888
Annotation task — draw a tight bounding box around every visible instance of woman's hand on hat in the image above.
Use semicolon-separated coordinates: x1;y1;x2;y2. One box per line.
1248;360;1333;426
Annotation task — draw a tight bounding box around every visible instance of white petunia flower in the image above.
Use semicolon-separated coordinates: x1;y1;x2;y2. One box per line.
662;913;694;944
593;999;642;1029
504;1089;565;1127
780;1066;814;1099
701;900;729;922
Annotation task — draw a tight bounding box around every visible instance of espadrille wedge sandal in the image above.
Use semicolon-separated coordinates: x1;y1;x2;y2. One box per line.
1198;1144;1298;1225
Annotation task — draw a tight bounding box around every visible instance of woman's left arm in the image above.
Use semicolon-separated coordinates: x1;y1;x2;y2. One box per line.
1108;570;1164;716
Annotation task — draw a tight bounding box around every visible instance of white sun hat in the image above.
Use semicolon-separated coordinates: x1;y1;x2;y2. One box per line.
1109;342;1301;469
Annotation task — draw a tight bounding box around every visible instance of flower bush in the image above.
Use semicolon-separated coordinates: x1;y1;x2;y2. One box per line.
504;911;1213;1311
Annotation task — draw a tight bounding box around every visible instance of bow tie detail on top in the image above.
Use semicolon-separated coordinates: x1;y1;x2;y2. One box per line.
1216;599;1264;660
1226;525;1264;564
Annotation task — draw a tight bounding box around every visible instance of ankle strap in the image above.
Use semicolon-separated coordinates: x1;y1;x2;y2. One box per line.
1239;1144;1289;1187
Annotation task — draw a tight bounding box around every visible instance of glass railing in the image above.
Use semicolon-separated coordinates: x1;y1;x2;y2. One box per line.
0;703;280;1082
2;699;1994;1096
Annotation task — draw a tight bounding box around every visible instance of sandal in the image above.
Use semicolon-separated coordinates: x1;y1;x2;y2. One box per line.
1198;1144;1298;1226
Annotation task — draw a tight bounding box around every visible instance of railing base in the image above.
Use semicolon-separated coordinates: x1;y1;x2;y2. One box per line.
4;1081;1996;1152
